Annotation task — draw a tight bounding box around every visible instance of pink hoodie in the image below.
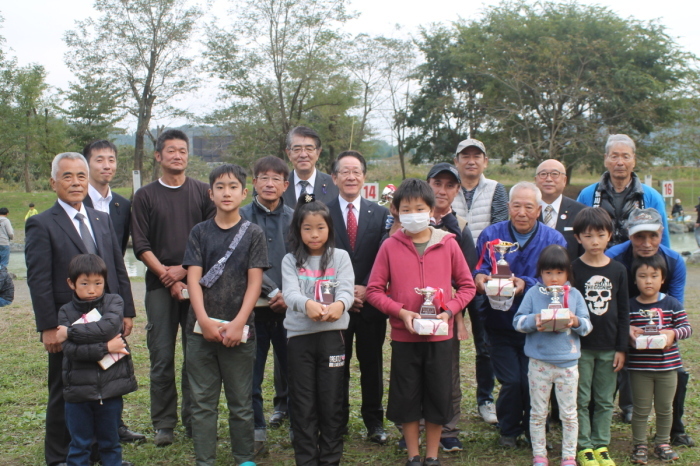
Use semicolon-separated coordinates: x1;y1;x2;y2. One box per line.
366;227;476;342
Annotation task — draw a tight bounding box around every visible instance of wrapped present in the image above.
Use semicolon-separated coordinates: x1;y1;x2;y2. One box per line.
194;317;249;343
485;278;515;297
72;309;129;370
413;318;449;336
539;308;570;332
636;333;668;350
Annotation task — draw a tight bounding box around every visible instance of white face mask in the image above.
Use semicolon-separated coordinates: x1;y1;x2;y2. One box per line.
400;212;430;234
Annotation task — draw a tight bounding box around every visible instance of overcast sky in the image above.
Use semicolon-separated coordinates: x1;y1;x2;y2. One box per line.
2;0;698;131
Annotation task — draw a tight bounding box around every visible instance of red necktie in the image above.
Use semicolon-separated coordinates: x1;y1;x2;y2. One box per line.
347;203;357;250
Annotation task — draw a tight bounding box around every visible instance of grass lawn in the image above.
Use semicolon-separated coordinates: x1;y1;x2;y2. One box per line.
2;268;700;465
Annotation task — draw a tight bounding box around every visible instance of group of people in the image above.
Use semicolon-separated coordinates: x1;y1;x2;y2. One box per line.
22;126;694;466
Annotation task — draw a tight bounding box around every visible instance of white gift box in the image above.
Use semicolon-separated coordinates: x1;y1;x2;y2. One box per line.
636;333;668;350
413;319;449;336
72;309;128;370
485;278;515;297
194;317;249;343
539;308;570;332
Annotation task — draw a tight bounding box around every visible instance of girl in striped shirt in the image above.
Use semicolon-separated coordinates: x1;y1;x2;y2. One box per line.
628;255;692;464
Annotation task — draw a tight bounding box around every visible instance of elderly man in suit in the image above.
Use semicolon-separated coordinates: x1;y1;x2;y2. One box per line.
328;150;390;445
25;152;135;466
282;126;339;207
534;159;586;261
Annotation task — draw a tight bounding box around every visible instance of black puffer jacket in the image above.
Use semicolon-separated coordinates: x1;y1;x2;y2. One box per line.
59;293;137;403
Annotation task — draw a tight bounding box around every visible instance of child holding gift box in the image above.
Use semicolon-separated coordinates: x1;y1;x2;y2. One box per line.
513;245;592;466
571;207;629;466
628;254;692;464
367;179;475;466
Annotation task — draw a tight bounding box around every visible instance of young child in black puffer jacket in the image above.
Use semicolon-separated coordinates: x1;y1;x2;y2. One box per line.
56;254;137;466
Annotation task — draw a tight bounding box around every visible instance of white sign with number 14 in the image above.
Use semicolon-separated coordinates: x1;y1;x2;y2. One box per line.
361;183;379;202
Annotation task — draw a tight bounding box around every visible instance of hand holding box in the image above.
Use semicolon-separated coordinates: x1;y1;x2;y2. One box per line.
413;319;449;336
485;278;515;297
636;333;668;350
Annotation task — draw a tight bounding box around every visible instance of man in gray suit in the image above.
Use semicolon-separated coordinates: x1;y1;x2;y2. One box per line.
282;126;339;207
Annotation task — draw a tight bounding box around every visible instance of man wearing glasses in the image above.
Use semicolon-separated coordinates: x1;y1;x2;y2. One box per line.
282;126;339;206
577;134;669;247
534;159;586;261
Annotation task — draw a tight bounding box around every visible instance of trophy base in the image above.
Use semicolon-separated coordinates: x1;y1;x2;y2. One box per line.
493;264;513;279
319;293;334;305
419;305;438;318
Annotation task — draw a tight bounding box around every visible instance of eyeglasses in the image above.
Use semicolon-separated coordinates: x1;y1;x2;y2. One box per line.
535;170;564;180
606;153;634;162
337;169;364;178
289;145;318;155
256;175;285;184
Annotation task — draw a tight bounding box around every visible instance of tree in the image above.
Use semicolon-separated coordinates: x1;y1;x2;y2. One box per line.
407;1;695;179
204;0;357;165
64;0;203;172
61;73;126;151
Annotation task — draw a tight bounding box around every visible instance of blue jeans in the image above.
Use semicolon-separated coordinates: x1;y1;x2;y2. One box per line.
487;330;530;438
468;295;495;405
0;297;11;307
0;245;9;269
65;396;122;466
252;311;288;439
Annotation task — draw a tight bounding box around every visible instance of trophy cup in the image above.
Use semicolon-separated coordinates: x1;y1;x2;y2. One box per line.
317;280;339;305
493;241;520;278
538;285;570;332
636;308;667;349
414;287;438;317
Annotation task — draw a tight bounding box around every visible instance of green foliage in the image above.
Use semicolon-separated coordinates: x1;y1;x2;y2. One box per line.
406;1;695;178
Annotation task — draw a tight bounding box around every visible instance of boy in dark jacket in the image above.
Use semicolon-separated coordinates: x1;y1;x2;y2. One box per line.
56;254;137;466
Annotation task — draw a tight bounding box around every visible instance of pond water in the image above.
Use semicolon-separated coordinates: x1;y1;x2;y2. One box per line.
8;232;700;280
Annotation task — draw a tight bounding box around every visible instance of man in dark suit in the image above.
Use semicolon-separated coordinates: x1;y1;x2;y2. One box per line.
535;159;586;260
82;140;144;443
328;150;389;445
82;140;131;255
25;152;135;466
282;126;339;207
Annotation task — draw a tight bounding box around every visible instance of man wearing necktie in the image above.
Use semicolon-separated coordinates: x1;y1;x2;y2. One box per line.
327;151;390;445
535;159;586;261
25;152;135;466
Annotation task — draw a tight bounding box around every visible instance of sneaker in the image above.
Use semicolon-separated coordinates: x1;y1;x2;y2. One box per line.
498;435;517;448
440;437;463;452
405;456;422;466
560;457;576;466
423;458;441;466
593;446;616;466
630;444;648;465
577;449;598;466
240;463;257;466
479;402;498;425
654;444;680;462
154;428;174;447
533;455;548;466
671;433;696;447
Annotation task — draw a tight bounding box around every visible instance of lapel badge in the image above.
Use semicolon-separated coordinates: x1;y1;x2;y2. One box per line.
560;214;566;220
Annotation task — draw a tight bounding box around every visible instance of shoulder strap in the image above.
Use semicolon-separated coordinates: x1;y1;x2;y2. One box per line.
199;220;251;288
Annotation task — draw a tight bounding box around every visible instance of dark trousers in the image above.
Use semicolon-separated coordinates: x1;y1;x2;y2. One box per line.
342;312;386;431
467;296;495;405
144;287;192;430
253;312;288;434
487;330;530;438
618;367;689;435
288;331;346;466
273;353;288;413
46;351;72;465
65;397;122;466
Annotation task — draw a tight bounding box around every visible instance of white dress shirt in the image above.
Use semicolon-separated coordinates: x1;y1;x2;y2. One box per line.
57;198;96;243
293;169;318;199
88;183;112;214
338;195;362;227
539;195;563;228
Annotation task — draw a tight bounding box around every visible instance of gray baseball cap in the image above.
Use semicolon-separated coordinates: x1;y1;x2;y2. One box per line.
625;208;663;236
455;138;486;157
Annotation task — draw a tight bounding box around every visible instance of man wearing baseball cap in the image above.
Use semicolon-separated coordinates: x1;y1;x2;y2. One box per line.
606;208;692;447
451;139;508;244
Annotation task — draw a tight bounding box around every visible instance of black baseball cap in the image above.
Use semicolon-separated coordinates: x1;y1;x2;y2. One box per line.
427;163;461;183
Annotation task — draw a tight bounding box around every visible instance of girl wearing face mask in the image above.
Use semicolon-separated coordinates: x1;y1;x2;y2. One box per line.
366;179;476;466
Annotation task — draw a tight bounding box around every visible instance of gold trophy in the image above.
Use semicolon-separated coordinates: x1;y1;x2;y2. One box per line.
414;287;438;317
493;241;519;278
318;281;339;305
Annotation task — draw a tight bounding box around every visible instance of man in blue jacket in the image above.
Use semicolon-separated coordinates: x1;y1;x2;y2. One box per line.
577;134;669;248
473;182;567;448
606;208;693;447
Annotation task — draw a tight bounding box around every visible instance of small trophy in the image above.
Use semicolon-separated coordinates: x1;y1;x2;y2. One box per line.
493;241;520;278
640;309;661;335
636;308;667;349
414;287;438;317
538;285;570;332
316;280;339;305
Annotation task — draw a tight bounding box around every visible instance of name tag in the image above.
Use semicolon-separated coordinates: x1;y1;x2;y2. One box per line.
564;227;573;231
